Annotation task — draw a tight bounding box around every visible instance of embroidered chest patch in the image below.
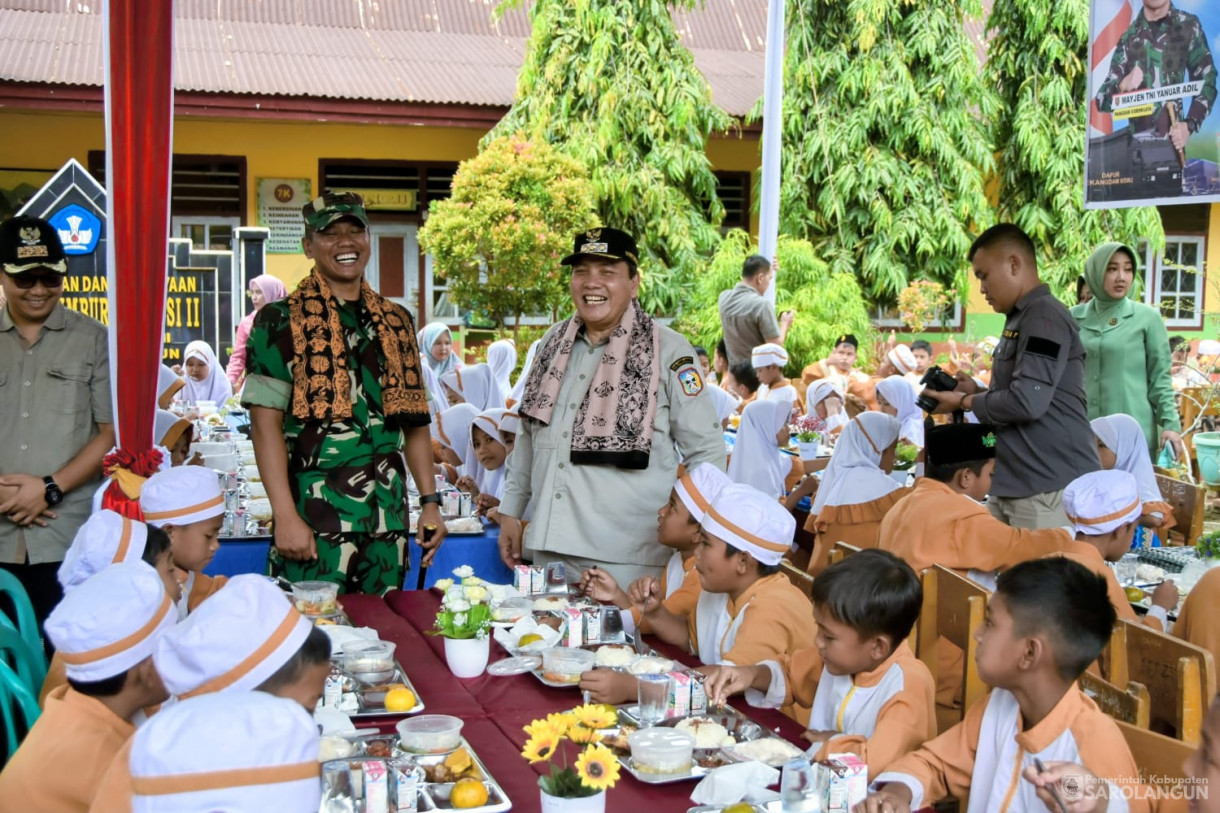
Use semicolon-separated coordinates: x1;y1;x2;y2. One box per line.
676;366;704;397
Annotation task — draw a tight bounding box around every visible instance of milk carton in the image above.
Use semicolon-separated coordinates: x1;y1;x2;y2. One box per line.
665;670;693;718
816;754;868;813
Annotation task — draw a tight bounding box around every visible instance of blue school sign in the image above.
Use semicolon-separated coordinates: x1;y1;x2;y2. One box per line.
48;203;102;255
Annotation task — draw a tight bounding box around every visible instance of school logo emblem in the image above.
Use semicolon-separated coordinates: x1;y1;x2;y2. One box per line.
677;366;703;397
49;204;101;255
982;432;997;448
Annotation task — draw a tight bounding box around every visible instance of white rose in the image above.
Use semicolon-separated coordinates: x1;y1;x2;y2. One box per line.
453;565;474;579
464;585;488;602
433;578;454;592
446;599;471;613
453;612;467;628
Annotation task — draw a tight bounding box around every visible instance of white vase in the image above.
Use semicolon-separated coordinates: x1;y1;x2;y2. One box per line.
443;636;489;678
540;789;606;813
797;440;820;461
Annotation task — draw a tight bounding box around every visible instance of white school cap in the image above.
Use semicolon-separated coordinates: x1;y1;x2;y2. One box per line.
130;692;320;813
701;483;795;567
751;343;789;369
154;575;314;699
1063;469;1142;536
58;510;150;593
887;344;917;375
46;560;177;683
140;466;225;527
674;464;733;523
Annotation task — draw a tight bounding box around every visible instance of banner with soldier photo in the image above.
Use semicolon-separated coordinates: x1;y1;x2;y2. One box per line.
1086;0;1219;208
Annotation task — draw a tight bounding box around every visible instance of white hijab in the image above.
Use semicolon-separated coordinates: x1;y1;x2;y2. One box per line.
471;408;509;499
727;400;791;499
812;413;902;515
876;376;923;448
1092;414;1161;505
509;338;543;404
806;380;847;431
485;340;517;397
182;341;233;404
707;385;741;425
419;363;448;422
436;404;479;479
440;363;506;412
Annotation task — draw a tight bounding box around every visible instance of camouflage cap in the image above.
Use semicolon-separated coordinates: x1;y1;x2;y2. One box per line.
560;227;639;268
301;192;370;232
0;215;68;275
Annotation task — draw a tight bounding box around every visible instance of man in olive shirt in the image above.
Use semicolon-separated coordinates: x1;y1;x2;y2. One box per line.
499;228;726;587
718;255;794;367
922;223;1098;529
0;216;113;628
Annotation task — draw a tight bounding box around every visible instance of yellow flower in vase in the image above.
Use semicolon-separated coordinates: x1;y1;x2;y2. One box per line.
574;743;620;792
571;703;617;731
568;725;602;745
522;728;563;764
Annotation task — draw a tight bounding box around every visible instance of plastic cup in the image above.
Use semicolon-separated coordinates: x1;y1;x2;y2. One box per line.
637;673;673;726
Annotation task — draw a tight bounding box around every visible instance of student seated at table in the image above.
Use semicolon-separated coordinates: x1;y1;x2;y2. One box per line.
440;362;505;412
434;403;479;489
806;380;848;435
856;558;1141;813
1092;413;1177;547
141;466;228;617
730;360;761;412
704;549;934;780
727;400;803;500
470;408;511;523
127;692;321;813
39;511;183;706
1173;568;1220;685
0;562;177;813
89;574;330;813
1059;469;1177;632
752;343;803;415
499;410;520;455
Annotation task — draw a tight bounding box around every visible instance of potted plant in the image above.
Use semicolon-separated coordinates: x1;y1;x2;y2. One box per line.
521;703;621;812
792;414;827;461
1196;531;1220;568
892;441;920;472
427;565;492;677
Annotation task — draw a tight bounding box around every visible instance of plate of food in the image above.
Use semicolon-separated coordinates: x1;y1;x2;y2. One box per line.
720;735;804;768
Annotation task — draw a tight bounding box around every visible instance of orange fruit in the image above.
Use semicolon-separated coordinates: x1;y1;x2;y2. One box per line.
444;747;473;775
384;687;416;712
517;633;544;647
450;777;489;809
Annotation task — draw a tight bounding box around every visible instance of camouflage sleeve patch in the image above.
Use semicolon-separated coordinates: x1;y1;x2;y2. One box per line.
676;365;704;397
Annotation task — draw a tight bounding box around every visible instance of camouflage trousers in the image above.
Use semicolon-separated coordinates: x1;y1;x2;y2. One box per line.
268;530;409;595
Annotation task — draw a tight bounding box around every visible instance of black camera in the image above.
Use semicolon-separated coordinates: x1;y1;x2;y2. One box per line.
915;365;958;413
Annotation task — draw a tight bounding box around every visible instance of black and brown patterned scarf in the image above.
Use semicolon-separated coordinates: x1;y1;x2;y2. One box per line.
287;268;429;421
519;298;660;470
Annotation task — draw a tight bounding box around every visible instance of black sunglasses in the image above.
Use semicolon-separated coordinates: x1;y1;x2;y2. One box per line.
7;271;66;290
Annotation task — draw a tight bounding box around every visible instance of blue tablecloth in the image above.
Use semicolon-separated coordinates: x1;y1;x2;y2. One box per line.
205;536;271;578
405;521;513;589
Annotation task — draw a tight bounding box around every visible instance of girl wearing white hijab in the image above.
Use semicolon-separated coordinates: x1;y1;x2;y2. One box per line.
508;338;542;407
181;341;233;404
1092;413;1175;542
727;400;799;499
485;339;517;397
417;322;463;377
440;363;506;412
805;413;906;575
435;404;479;487
470;409;511;522
805;380;848;434
419;363;447;422
875;375;924;447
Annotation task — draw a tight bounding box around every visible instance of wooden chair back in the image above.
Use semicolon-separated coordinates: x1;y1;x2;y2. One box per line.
916;566;989;726
831;541;863;563
1154;472;1205;546
1079;670;1151;728
1119;619;1217;744
779;560;814;603
1117;719;1196;813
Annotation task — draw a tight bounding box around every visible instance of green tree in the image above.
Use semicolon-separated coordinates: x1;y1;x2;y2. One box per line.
488;0;732;315
985;0;1163;299
777;0;997;305
419;133;598;333
672;230;874;376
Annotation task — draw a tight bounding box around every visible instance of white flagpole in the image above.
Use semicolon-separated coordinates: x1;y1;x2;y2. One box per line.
758;0;785;306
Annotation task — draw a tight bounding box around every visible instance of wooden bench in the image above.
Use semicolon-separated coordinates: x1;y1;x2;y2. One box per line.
827;541;863;568
1154;471;1205;546
1079;670;1151;728
1117;719;1196;813
917;565;988;730
778;560;814;603
1115;619;1216;744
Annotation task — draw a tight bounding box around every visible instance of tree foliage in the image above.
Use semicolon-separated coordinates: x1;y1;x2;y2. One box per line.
418;133;598;332
672;230;875;375
985;0;1163;300
776;0;997;305
488;0;732;315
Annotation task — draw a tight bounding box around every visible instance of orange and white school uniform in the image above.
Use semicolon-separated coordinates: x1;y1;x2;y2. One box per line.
748;641;936;780
727;400;795;500
1091;414;1177;531
129;692;320;813
140;466;229;618
753;344;804;416
875;687;1143;813
806;414;906;576
805;381;849;435
1174;567;1220;674
90;575;313;813
0;562;176;813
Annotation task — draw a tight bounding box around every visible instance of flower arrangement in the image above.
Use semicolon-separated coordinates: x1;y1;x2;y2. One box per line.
521;703;621;798
892;441;920;471
897;280;952;333
428;566;492;640
792;413;827;444
1197;531;1220;560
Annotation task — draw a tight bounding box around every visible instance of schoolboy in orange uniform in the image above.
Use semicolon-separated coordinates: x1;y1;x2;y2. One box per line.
140;466;228;616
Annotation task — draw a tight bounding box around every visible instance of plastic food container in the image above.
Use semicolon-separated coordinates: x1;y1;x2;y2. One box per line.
491;597;532;623
292;580;339;617
627;728;695;776
396;714;464;754
342;640;397;684
540;647;595;684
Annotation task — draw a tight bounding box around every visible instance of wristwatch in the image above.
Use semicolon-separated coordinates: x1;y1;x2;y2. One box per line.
43;476;63;507
419;493;442;506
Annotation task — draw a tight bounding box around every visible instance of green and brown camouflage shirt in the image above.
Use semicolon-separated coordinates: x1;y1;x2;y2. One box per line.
1095;5;1216;133
242;295;421;535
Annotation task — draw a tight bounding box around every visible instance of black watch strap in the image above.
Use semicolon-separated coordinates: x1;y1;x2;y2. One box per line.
419;493;442;506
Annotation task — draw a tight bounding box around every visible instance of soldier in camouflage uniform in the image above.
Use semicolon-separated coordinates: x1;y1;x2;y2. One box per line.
242;192;446;595
1095;0;1217;152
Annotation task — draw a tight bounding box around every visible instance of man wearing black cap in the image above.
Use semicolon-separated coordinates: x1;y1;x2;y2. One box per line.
242;192;446;595
801;333;872;396
0;215;114;630
718;254;795;368
500;227;725;587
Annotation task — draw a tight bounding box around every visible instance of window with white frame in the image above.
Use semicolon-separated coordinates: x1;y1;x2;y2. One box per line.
872;300;964;330
171;216;239;251
1145;236;1205;328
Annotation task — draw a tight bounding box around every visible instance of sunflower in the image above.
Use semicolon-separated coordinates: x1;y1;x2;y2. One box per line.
521;729;562;764
575;743;620;791
547;711;576;735
523;717;564;742
568;724;602;745
572;703;617;731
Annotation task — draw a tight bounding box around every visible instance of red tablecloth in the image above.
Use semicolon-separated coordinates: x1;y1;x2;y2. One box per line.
341;590;810;813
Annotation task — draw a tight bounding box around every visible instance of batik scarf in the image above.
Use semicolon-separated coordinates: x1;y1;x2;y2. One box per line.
519;298;660;470
287;268;428;421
